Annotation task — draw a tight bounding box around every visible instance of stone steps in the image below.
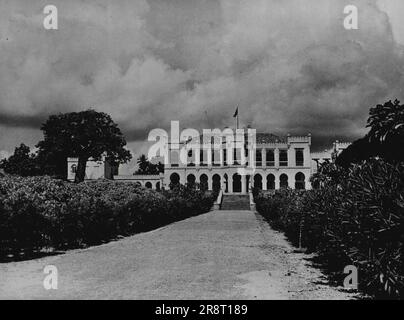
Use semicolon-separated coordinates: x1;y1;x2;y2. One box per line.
220;194;250;210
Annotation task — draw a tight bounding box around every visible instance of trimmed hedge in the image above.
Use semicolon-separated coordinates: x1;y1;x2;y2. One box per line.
255;159;404;299
0;176;215;259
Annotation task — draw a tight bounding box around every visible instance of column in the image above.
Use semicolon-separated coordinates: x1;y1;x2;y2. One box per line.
207;144;212;167
228;175;233;193
195;146;200;166
167;145;171;167
275;174;280;189
275;148;279;167
208;175;213;191
241;175;246;194
262;148;266;167
221;179;226;192
263;174;268;191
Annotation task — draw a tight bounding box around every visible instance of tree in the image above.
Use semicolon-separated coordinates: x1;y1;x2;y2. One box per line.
336;137;379;168
367;99;404;161
135;154;164;175
136;155;150;174
337;99;404;167
0;144;38;176
36;110;132;182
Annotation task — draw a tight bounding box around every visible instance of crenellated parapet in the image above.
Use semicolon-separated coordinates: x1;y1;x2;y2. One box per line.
287;133;311;145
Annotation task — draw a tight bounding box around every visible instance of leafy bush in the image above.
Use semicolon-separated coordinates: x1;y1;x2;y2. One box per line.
0;176;215;259
255;159;404;299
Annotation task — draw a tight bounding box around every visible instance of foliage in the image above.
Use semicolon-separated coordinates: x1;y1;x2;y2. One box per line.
367;99;404;146
337;99;404;167
310;160;348;187
135;154;164;175
0;144;39;176
255;159;404;299
36;110;132;182
0;176;214;260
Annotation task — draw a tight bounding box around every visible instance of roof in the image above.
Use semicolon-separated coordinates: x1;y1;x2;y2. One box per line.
181;132;286;144
256;133;286;144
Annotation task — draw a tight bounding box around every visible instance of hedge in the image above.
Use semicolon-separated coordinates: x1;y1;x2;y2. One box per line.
255;159;404;299
0;176;215;260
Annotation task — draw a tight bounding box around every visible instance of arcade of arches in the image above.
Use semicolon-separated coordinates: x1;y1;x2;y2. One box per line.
169;171;307;193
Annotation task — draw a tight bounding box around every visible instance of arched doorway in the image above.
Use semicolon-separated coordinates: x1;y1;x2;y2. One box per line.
200;174;208;191
295;172;305;190
145;181;152;189
187;174;196;187
267;174;275;190
280;174;288;189
232;173;242;193
212;174;221;192
170;173;180;189
254;174;262;190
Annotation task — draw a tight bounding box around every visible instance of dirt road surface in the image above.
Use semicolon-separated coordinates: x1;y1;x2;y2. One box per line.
0;210;357;299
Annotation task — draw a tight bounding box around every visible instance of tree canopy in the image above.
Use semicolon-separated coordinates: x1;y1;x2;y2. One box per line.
336;99;404;167
0;144;38;176
37;110;132;182
136;154;164;175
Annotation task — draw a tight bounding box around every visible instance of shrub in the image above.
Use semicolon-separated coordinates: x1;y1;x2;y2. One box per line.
255;159;404;299
0;176;215;259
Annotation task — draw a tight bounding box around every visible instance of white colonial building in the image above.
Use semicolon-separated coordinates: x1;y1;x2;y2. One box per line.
163;132;312;193
67;129;349;194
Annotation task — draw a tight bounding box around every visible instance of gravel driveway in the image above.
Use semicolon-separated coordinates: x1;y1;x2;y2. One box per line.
0;210;357;299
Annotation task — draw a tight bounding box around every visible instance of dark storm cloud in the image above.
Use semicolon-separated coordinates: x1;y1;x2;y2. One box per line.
0;112;45;128
1;0;404;155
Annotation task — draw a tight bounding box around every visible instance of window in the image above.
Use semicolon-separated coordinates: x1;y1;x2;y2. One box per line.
295;148;304;166
223;149;227;166
71;164;77;173
255;149;262;167
266;149;275;167
279;150;288;166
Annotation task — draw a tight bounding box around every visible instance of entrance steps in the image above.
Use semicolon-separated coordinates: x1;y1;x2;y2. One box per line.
220;194;250;210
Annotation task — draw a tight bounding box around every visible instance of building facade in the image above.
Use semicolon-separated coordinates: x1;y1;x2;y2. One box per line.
67;130;350;194
164;133;312;193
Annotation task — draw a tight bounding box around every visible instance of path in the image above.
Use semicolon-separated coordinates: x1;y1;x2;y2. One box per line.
0;210;356;299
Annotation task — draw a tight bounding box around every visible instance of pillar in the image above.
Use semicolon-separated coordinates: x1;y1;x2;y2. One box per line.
262;148;266;167
275;148;279;167
207;144;212;167
263;174;268;191
241;175;246;194
228;175;233;193
275;174;280;189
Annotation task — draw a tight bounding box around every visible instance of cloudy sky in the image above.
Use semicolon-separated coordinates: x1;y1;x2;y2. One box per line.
1;0;404;170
